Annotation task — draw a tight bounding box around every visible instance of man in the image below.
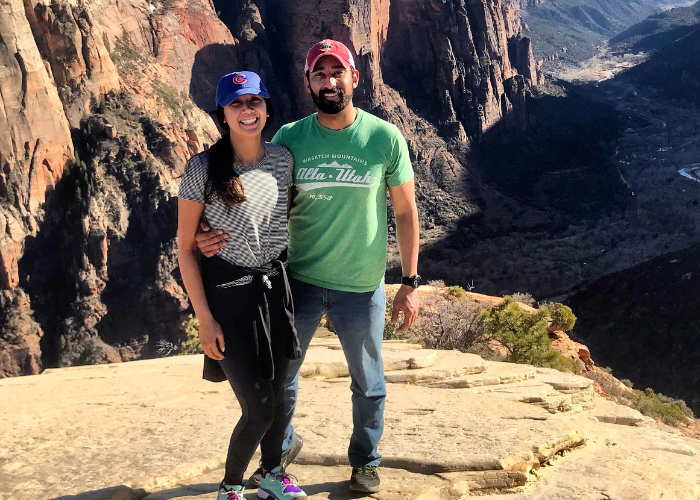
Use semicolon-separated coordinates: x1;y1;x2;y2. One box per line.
196;39;420;494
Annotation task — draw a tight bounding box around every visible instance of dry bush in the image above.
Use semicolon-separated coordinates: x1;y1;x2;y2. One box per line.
384;287;401;340
387;281;489;353
511;292;536;306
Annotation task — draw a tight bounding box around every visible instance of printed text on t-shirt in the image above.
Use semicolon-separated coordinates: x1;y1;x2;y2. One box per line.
295;160;375;191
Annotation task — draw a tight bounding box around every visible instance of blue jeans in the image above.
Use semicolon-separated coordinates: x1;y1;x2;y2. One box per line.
281;278;386;467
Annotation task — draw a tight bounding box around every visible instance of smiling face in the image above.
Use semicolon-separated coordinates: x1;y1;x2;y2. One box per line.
222;93;269;136
305;55;359;114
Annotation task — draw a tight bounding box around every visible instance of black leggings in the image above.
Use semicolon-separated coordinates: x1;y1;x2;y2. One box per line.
202;257;291;485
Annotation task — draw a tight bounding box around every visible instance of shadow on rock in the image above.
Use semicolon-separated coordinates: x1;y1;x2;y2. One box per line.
189;44;242;114
475;82;627;220
50;485;146;500
410;81;631;298
296;480;357;500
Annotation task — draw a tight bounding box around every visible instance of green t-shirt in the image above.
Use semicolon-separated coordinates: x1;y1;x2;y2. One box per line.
272;108;414;292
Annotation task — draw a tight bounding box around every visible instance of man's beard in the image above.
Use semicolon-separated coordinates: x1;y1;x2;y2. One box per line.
310;87;353;114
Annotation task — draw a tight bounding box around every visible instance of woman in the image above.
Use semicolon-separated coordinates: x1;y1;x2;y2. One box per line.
177;71;306;500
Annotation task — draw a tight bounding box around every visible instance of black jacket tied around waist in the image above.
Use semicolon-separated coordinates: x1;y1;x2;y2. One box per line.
200;252;301;382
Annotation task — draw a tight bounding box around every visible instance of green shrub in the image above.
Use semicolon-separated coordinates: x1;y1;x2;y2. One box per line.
177;314;203;355
542;302;577;332
6;181;15;205
154;83;189;125
96;93;107;114
536;349;582;374
446;285;467;299
628;388;693;425
67;151;98;204
110;30;149;78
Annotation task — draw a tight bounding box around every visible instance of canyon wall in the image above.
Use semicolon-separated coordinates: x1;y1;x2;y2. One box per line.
0;0;541;376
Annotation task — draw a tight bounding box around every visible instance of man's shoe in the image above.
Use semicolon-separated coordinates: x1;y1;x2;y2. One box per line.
349;465;380;493
217;484;245;500
282;433;304;468
248;433;304;487
257;466;306;499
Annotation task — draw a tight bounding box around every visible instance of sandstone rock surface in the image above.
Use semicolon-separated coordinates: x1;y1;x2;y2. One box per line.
1;338;698;500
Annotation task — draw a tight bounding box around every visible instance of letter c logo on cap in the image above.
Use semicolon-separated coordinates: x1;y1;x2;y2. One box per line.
233;74;247;84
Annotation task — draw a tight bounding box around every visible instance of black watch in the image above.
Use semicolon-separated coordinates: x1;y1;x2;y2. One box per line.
401;274;421;288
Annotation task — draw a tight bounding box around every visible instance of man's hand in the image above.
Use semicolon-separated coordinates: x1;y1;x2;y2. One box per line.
391;284;420;333
195;221;229;257
199;317;225;360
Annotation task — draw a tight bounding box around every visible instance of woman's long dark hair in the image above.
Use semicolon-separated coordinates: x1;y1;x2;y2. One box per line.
204;98;275;207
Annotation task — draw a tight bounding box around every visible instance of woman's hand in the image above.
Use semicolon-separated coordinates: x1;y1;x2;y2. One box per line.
199;317;226;360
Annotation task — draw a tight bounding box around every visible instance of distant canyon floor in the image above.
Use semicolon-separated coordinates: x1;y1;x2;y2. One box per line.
405;49;700;302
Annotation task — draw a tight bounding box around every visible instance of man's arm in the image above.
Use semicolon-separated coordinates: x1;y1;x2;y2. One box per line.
388;179;420;333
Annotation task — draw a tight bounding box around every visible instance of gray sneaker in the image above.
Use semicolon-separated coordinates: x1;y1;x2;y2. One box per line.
247;433;304;488
349;465;380;493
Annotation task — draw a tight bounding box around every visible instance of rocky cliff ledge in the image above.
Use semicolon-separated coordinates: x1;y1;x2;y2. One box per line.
1;338;698;500
0;0;543;377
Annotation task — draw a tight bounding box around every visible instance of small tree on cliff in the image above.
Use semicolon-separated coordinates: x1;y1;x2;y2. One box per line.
481;297;550;364
481;297;578;372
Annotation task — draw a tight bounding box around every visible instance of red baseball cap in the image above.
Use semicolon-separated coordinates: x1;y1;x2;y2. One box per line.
305;39;356;72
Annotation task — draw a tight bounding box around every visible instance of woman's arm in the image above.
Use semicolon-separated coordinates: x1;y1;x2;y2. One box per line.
178;198;225;360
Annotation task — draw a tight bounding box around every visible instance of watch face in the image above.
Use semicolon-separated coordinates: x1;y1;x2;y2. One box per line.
403;275;421;288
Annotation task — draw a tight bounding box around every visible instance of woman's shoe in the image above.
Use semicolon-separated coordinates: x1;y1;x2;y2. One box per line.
248;433;304;487
257;466;306;499
217;484;245;500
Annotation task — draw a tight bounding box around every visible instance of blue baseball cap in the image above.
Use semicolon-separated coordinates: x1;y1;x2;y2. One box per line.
215;71;270;108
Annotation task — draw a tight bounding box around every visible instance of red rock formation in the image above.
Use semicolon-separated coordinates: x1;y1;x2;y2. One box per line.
509;34;537;82
549;329;594;371
156;7;236;93
0;0;74;291
0;0;224;375
22;0;121;125
0;289;43;376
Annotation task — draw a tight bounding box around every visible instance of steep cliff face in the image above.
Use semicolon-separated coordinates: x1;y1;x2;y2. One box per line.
0;0;541;376
381;0;532;137
0;0;74;287
0;0;227;375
